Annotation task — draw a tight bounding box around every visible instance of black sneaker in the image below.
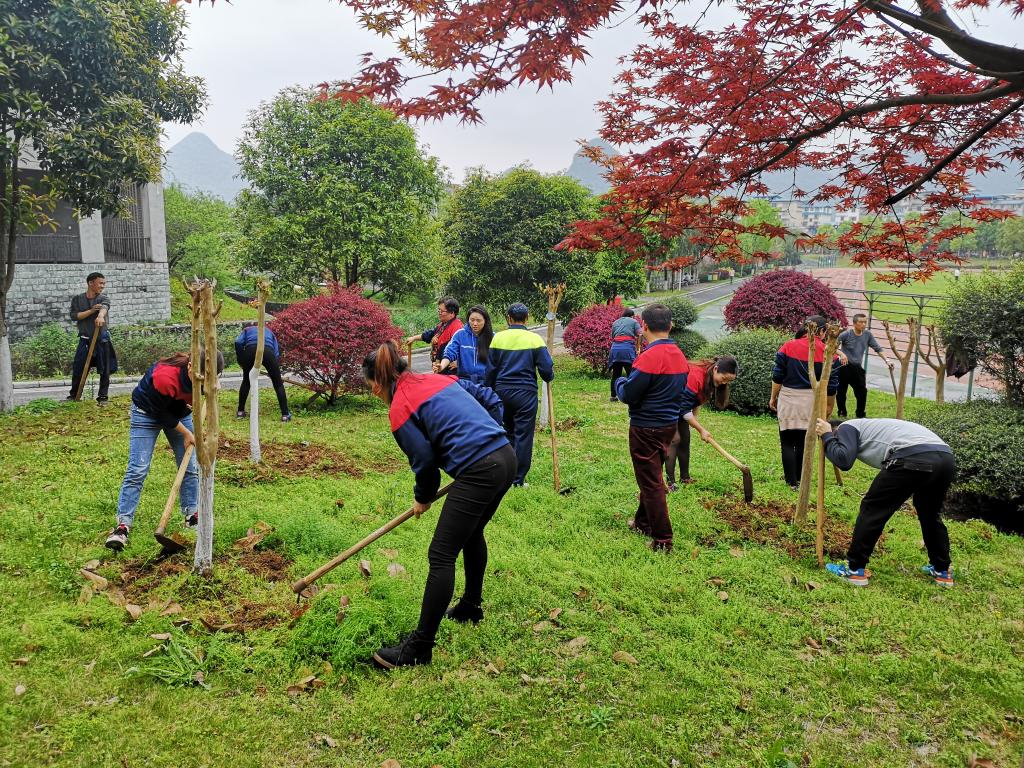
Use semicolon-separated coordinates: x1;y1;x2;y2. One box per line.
185;512;198;529
445;599;483;625
105;524;129;551
96;397;109;406
281;413;292;423
372;631;434;669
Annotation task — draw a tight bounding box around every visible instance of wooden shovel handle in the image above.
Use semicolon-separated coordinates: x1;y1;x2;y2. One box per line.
706;436;748;472
155;445;194;536
290;482;454;594
73;325;101;401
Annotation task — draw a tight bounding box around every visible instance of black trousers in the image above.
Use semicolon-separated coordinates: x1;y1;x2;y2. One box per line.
665;417;692;483
780;429;806;487
69;337;111;400
417;444;517;639
497;387;538;485
837;364;868;418
609;362;632;398
847;451;955;571
236;344;289;415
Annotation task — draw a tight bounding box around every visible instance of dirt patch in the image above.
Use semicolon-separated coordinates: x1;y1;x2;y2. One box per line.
216;438;363;485
236;549;292;582
555;417;586;432
704;498;861;560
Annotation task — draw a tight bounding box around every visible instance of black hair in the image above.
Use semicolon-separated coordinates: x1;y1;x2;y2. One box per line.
86;272;105;283
466;305;494;363
159;350;225;375
507;303;529;323
622;308;634;318
438;296;460;315
828;418;845;430
795;314;827;338
852;313;867;322
642;303;672;332
362;341;409;403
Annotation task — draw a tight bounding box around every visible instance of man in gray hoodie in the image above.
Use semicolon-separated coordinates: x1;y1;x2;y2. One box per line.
815;417;955;588
67;272;113;403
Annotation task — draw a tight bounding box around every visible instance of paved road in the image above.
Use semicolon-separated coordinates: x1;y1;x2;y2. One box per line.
13;279;751;406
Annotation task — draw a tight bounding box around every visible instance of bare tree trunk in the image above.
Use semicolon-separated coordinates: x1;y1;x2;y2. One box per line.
0;144;19;413
883;318;918;419
919;324;947;404
194;461;216;573
249;278;271;463
795;323;841;525
0;332;12;413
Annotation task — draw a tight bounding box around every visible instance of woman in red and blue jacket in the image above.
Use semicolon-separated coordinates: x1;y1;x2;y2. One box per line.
105;351;224;552
361;341;516;670
607;308;642;401
769;315;840;487
665;356;739;490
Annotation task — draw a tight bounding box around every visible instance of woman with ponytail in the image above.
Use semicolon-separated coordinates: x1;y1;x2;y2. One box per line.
665;356;739;490
362;340;516;669
105;350;224;552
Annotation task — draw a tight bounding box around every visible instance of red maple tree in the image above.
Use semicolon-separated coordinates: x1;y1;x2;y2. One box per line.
180;0;1024;282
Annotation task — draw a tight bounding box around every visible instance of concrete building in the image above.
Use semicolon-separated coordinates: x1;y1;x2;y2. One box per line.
7;156;171;340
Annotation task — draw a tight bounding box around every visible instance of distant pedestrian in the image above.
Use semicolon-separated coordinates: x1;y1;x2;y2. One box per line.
817;417;956;588
67;272;117;404
438;305;494;384
769;315;840;488
234;323;291;422
836;314;893;419
485;303;554;487
607;307;642;402
615;304;688;552
406;296;464;367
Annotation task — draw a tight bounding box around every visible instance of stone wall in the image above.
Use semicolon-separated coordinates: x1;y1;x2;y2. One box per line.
7;262;172;340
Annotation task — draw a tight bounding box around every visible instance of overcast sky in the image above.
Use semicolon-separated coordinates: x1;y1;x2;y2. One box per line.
161;0;1022;183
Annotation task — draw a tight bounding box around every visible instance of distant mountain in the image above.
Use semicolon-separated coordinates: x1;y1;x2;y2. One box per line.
566;138;621;195
163;132;245;202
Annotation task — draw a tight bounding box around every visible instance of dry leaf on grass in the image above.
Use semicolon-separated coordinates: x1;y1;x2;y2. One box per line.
82;559;100;571
106;590;128;608
142;647;162;658
707;577;726;586
80;569;108;590
233;521;272;551
716;591;729;603
729;547;745;558
380;760;402;768
380;548;398;559
358;560;372;579
299;584;320;599
83;660;96;673
313;733;337;749
199;617;239;633
612;650;638;665
11;658;29;667
286;675;325;695
159;602;183;617
149;633;171;641
968;757;996;768
125;604;144;621
805;581;820;591
532;621;553;633
387;563;407;578
566;636;589;652
484;662;500;676
549;607;563;621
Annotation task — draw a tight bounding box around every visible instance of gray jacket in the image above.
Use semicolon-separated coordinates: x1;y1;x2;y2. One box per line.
69;292;111;338
838;329;883;368
822;418;951;471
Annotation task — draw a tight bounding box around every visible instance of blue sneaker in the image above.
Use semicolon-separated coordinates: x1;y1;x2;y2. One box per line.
825;562;869;586
921;564;954;587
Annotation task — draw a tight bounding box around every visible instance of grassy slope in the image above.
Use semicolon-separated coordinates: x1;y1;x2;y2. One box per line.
0;359;1021;768
169;281;261;324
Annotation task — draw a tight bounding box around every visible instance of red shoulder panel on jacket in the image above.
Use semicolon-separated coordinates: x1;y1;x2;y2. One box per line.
633;341;688;375
389;373;458;431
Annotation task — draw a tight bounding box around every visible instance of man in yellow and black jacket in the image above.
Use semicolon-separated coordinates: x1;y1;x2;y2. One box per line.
485;303;554;487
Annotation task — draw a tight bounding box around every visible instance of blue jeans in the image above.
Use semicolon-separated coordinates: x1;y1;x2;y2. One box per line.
116;405;198;528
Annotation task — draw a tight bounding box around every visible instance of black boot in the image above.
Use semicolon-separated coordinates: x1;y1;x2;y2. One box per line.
373;630;434;669
444;598;484;625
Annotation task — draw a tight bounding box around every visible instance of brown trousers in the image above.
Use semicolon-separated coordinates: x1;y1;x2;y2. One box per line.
629;424;678;549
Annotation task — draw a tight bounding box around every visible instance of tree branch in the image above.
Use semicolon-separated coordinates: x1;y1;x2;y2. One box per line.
883;96;1024;206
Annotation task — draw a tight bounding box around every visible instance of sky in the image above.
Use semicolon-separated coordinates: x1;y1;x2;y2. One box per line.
161;0;1023;184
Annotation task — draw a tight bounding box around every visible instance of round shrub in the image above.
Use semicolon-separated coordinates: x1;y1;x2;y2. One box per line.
10;323;77;378
723;270;847;333
671;328;707;358
697;328;791;415
562;303;628;374
911;399;1024;505
270;286;403;403
662;295;698;329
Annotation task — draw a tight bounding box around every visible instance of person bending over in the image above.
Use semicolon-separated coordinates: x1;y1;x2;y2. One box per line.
234;323;291;422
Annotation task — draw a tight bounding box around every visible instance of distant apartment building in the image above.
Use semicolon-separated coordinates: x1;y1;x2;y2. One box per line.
7;154;171;340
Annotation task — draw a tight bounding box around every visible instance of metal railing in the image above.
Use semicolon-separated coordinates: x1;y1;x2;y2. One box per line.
103;236;152;263
13;234;82;264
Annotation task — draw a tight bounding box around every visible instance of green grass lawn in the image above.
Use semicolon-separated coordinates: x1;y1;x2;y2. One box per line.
861;272;955;325
169;281;261;324
1;359;1021;767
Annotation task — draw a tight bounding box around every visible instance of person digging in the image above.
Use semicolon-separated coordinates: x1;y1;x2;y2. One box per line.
815;417;956;587
362;341;516;669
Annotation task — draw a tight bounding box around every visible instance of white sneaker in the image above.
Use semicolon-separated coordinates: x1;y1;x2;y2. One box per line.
105;524;129;551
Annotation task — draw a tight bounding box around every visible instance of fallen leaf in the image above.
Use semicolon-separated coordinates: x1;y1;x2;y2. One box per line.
380;760;402;768
805;581;820;592
171;618;191;628
159;602;183;617
968;757;996;768
573;587;589;600
716;591;729;603
484;662;500;676
358;560;372;579
690;547;700;560
193;671;209;689
83;660;96;673
233;521;272;551
125;604;144;621
299;584;320;599
549;607;563;621
566;636;589;652
313;733;337;749
708;577;726;586
387;563;406;578
612;650;638;665
493;657;506;672
78;584;94;605
335;499;345;508
286;675;323;695
520;673;534;684
729;547;744;558
82;559;101;571
380;548;398;559
806;637;821;650
106;590;128;607
14;684;26;697
149;633;171;641
12;658;29;667
142;647;162;658
80;569;108;590
532;621;552;633
199;617;238;633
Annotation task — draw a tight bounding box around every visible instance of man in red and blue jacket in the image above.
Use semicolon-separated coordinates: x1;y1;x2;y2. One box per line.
614;303;688;551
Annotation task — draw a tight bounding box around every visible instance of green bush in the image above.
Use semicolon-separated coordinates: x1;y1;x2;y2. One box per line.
10;324;77;377
697;328;790;415
661;295;699;329
911;399;1024;504
671;328;708;359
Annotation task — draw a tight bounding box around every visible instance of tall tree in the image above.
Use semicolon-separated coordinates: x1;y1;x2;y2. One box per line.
164;185;238;286
0;0;204;411
234;89;443;299
180;0;1024;283
441;168;599;321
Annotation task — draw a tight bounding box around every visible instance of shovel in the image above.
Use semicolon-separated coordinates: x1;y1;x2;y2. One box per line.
291;482;454;597
153;445;194;555
705;436;754;503
73;325;101;401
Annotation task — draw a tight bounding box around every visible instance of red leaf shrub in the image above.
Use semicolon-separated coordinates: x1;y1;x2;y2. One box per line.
724;270;847;333
270;286;403;403
563;304;630;374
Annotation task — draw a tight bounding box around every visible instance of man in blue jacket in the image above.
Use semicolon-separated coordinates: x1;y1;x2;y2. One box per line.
485;303;554;487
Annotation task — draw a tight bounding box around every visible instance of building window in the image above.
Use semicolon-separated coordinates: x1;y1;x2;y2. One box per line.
102;183;152;263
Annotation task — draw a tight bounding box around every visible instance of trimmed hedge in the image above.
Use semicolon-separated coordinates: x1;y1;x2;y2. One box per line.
697;328;790;415
563;304;626;374
724;270;846;333
671;328;708;359
662;295;698;329
911;399;1024;505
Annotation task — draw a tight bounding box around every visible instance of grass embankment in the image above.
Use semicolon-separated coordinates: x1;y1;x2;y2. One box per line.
169;281;261;324
0;359;1021;767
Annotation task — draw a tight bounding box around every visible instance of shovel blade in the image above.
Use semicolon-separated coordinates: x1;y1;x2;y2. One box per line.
154;532;187;556
740;468;754;503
